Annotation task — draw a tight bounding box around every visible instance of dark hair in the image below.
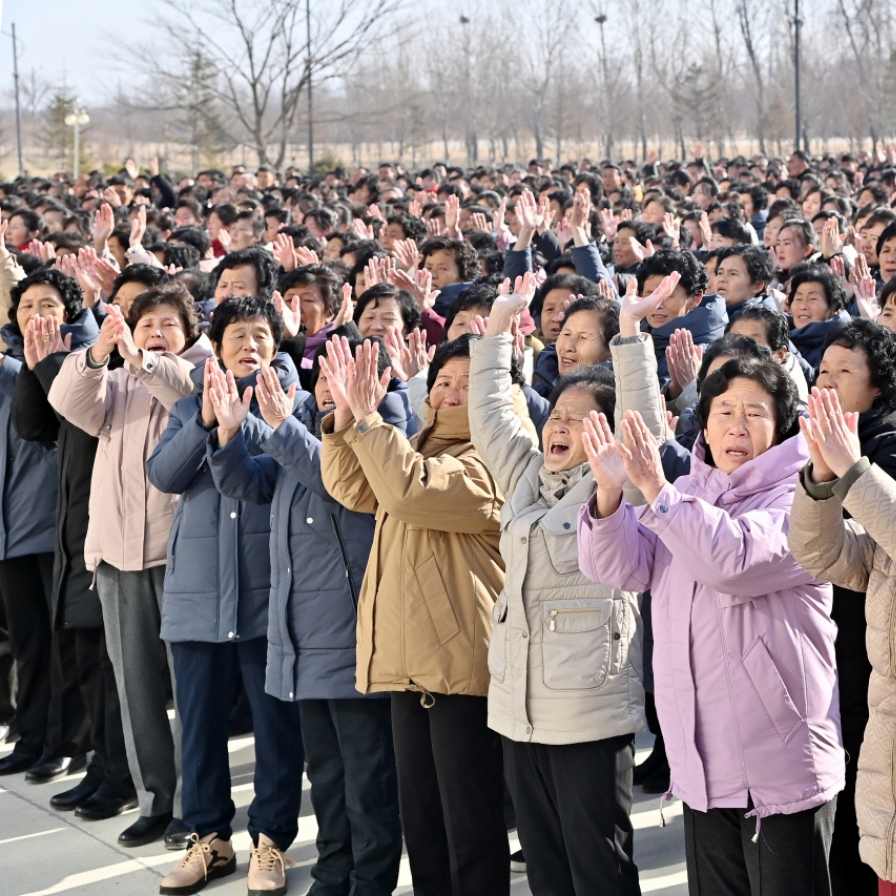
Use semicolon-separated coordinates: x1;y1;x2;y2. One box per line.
444;283;497;332
175;197;205;222
779;218;819;250
709;217;752;245
127;282;200;346
560;296;620;348
548;365;616;418
821;318;896;413
697;357;800;462
880;277;896;310
427;333;475;393
616;220;655;245
212;248;278;299
234;209;265;239
876;222;896;260
532;273;598;317
163;241;202;270
636;248;708;298
787;265;846;316
209;203;239;227
109;264;170;303
419;236;480;282
9;208;44;237
386;212;426;242
9;269;82;331
697;333;773;390
353;283;421;333
727;305;790;351
170;226;211;259
717;245;775;289
208;296;284;350
277;264;342;317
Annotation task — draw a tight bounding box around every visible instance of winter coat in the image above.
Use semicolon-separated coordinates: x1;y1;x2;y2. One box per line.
725;294;780;322
208;388;415;702
469;335;645;744
577;433;844;826
146;354;299;644
9;310;102;627
642;293;728;383
570;243;612;285
789;459;896;881
0;334;57;560
48;337;213;574
789;310;852;377
321;400;505;698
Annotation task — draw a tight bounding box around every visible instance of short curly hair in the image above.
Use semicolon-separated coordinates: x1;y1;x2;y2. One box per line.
419;236;480;283
9;269;83;333
787;265;847;316
636;248;708;298
127;282;201;347
208;296;284;350
821;318;896;413
211;247;278;300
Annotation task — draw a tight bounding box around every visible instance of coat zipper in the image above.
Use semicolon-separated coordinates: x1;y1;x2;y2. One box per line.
886;594;896;879
330;514;358;613
549;607;597;630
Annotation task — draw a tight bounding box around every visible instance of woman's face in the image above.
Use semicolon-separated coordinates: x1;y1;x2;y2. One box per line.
555;310;609;375
728;318;788;363
789;281;832;329
763;215;784;249
357;297;403;338
17;284;67;333
878;236;896;282
641;274;700;327
284;283;331;337
447;304;488;341
703;377;778;474
314;369;336;412
816;344;880;413
542;386;602;473
801;191;822;219
641;201;666;225
715;254;761;308
879;298;896;335
133;303;188;355
540;288;573;343
323;235;344;261
429;356;470;409
112;280;153;318
704;255;720;295
424;249;462;289
214;316;277;377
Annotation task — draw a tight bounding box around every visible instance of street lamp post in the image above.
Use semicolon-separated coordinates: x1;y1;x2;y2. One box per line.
792;0;803;152
64;100;89;179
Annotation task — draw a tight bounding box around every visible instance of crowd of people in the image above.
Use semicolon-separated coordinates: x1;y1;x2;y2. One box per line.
1;143;896;896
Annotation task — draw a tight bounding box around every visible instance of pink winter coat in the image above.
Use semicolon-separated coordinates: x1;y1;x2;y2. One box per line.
577;433;845;826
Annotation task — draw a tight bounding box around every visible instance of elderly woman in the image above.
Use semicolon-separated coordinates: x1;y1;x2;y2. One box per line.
789;389;896;896
466;283;656;895
577;358;844;896
320;334;514;896
788;265;851;377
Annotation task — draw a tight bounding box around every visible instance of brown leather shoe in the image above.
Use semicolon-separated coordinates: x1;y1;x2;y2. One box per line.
159;832;236;895
247;833;295;896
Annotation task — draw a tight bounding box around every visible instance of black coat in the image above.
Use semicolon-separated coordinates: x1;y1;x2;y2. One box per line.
11;343;108;629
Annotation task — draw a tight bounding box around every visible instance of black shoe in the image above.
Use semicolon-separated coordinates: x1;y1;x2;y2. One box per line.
164;818;192;851
0;749;39;776
510;849;526;873
119;813;172;848
633;738;666;786
75;788;139;820
641;762;671;795
50;778;100;811
25;754;87;784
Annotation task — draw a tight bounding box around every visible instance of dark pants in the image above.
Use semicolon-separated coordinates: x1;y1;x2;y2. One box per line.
171;637;303;850
503;734;640;896
390;691;508;896
300;697;402;896
74;626;134;795
0;585;13;726
0;553;86;758
683;797;837;896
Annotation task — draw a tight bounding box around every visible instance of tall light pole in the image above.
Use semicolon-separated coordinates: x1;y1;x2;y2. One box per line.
306;0;314;171
792;0;803;152
11;25;24;175
64;100;89;178
595;12;612;160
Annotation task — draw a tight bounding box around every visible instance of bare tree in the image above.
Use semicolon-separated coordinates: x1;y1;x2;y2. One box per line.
736;0;769;154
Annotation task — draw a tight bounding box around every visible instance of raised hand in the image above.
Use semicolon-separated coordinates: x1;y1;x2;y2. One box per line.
108;303;141;367
0;219;9;262
820;217;843;259
597;277;617;302
91;312;123;365
393;238;418;273
218;226;232;253
346;340;390;421
273;233;297;272
445;194;462;237
513;189;541;234
295;245;320;267
93;204;115;251
470;211;490;233
25;316;72;369
125;158;139;181
255;364;297;430
201;358;220;429
273;291;301;339
665;328;703;399
570;191;592;246
333;284;353;328
698;211;712;247
408;192;424;219
801;387;862;481
210;369;253;446
514;270;537;307
102;186;122;210
320;335;357;430
535;194;554;234
854;273;879;321
619;271;681;337
382;326;413;381
129;205;147;249
663;212;681;248
486;281;528;337
619;410;666;504
583;411;628;517
367;203;384;222
393;268;439;312
352;217;375;241
599;208;618;242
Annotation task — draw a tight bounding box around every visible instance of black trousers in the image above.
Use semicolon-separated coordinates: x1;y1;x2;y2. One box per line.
300;697;402;896
503;734;640;896
0;553;86;757
683;798;837;896
390;691;508;896
171;637;304;851
74;626;133;795
0;584;13;726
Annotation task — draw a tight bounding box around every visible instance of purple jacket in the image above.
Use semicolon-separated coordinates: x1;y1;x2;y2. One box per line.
577;433;844;825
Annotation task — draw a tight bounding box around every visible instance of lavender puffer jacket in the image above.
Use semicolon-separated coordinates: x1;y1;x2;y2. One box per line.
577;433;845;826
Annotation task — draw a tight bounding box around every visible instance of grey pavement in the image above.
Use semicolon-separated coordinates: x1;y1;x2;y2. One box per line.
0;730;688;896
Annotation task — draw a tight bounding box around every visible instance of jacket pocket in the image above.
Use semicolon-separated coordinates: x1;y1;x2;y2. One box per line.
541;598;613;690
488;594;509;684
540;508;582;576
741;637;804;744
415;554;460;646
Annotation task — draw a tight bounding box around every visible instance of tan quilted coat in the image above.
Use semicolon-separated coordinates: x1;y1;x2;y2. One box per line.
790;460;896;881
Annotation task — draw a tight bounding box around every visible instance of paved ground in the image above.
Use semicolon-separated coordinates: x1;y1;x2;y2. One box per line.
0;730;688;896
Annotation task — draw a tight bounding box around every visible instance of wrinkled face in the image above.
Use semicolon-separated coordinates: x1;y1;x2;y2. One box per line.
878;237;896;282
816;344;879;414
880;298;896;335
287;283;332;337
314;369;336;412
214;264;259;305
429;356;470;409
112;280;153;318
540;288;573;343
715;254;762;308
789;281;832;328
555;310;609;375
859;221;887;266
424;249;462;289
133;303;188;355
175;207;200;228
447;305;488;342
641;274;700;328
230;218;260;251
357;296;403;337
6;214;36;248
612;230;641;269
542;386;603;473
703;378;778;474
776;226;810;271
214;316;276;377
16;283;67;333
